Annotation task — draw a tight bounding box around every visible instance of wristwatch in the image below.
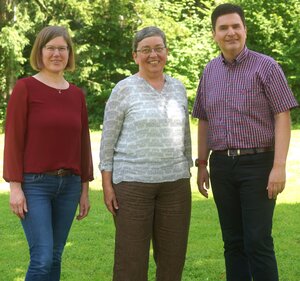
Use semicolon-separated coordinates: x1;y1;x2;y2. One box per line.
195;159;208;167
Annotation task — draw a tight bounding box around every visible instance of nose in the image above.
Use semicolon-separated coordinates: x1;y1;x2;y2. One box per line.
227;27;235;35
149;48;158;56
52;48;61;55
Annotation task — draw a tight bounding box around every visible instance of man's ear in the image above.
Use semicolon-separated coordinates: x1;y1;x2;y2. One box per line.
212;30;216;42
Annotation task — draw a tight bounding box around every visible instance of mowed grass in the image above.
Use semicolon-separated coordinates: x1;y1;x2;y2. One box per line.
0;129;299;280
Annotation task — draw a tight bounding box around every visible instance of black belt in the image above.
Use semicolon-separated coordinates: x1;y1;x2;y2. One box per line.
213;147;274;157
44;169;73;176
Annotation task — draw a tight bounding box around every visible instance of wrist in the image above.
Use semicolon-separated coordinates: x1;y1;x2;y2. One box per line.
195;159;208;167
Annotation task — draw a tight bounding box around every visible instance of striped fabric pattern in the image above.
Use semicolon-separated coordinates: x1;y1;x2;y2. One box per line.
192;47;299;150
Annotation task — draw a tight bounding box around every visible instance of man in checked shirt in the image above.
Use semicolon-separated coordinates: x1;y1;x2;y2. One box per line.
192;3;299;281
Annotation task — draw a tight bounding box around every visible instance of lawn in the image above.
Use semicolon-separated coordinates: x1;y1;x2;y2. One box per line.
0;129;299;280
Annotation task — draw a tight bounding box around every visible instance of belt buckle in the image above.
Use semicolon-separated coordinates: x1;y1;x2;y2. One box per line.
57;169;65;176
227;149;240;157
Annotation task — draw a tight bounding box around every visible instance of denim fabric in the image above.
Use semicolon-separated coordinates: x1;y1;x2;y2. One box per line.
21;173;81;281
209;151;278;281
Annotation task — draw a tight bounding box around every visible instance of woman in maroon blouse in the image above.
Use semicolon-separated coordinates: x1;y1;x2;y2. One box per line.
3;26;93;281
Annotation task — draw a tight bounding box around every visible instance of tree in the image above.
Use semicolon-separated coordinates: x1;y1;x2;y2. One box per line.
0;0;299;128
238;0;300;123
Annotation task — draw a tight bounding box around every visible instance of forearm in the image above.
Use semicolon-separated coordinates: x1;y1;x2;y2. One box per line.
101;170;113;189
81;181;89;193
198;119;210;161
273;111;291;167
9;182;22;189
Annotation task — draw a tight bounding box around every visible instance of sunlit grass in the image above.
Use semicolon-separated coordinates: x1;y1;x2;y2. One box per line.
1;190;299;281
0;127;299;280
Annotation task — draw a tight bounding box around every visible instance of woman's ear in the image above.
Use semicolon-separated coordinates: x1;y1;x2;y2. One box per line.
132;52;138;64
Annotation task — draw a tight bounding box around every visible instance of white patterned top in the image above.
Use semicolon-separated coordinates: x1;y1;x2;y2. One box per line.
99;74;192;184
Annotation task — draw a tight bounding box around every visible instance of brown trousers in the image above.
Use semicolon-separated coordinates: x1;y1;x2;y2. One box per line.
112;178;191;281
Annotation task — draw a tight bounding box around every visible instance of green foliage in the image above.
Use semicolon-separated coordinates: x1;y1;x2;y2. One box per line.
0;2;32;96
135;0;217;103
68;0;140;129
0;0;299;127
239;0;300;123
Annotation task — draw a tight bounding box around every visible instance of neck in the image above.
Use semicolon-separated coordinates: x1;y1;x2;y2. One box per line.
37;70;65;83
34;70;69;91
223;53;238;63
137;72;165;91
222;47;244;63
138;71;164;83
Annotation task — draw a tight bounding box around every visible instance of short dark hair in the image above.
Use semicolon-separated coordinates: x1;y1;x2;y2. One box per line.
211;3;245;31
132;26;167;52
30;26;75;71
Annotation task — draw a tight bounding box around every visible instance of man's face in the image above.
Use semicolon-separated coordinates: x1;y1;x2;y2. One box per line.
213;13;247;61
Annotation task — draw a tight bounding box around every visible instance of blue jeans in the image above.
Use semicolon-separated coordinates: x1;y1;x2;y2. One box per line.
209;151;278;281
21;173;81;281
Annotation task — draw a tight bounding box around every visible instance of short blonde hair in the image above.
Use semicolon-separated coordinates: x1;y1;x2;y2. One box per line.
30;26;75;71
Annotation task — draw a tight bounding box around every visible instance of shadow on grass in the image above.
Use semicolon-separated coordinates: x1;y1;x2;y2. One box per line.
0;190;299;281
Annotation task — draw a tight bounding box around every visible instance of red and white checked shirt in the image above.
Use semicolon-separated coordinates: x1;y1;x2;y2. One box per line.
192;47;299;150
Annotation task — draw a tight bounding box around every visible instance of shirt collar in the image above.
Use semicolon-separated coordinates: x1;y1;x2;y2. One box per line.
221;46;249;65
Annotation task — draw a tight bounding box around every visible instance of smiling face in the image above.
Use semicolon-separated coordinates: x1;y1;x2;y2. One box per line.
213;13;247;62
133;36;168;79
41;36;69;74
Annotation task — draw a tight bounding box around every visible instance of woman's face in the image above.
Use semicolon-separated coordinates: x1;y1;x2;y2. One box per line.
133;36;168;78
41;36;69;74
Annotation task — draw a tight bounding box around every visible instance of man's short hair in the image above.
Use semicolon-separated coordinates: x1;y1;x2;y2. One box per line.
211;3;245;31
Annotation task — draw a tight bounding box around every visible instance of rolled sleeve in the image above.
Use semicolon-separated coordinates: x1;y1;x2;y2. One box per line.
99;85;126;172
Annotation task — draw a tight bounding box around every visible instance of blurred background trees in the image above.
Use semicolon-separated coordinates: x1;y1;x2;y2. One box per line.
0;0;299;129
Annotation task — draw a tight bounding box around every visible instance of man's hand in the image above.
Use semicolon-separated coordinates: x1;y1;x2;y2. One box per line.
267;164;286;199
197;166;210;198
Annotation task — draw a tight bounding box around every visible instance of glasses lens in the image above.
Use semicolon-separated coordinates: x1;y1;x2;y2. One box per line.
45;46;68;53
138;47;165;54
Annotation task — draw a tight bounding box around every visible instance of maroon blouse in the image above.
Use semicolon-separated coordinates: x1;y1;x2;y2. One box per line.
3;77;94;182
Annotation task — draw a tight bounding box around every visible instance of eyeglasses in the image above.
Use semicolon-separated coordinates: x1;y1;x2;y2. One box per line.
44;45;69;53
136;46;166;55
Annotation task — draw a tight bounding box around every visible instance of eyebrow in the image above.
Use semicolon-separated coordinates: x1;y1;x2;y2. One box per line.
218;23;242;28
139;44;165;48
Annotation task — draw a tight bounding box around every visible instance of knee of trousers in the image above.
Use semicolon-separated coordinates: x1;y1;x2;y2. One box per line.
29;251;53;274
224;238;244;253
244;235;275;257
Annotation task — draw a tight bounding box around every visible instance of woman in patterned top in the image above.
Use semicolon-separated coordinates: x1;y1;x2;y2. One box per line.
100;26;192;281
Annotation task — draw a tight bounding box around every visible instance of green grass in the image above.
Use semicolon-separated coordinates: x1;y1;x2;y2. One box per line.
0;129;300;280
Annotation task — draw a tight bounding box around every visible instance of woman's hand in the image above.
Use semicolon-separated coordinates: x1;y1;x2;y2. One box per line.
101;171;118;215
77;182;91;220
103;184;119;216
9;182;27;219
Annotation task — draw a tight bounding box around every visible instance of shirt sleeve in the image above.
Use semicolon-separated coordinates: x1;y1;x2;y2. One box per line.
3;80;29;182
99;84;127;171
192;73;208;120
265;62;299;114
80;92;94;182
